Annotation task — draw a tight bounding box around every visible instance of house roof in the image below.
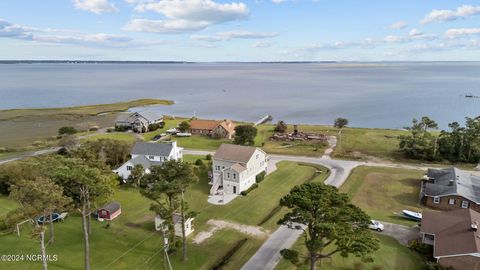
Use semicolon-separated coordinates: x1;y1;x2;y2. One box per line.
218;120;235;135
230;163;247;172
423;167;480;204
131;142;175;157
101;201;121;213
213;143;260;163
129;155;163;168
136;111;162;122
190;119;221;130
421;209;480;257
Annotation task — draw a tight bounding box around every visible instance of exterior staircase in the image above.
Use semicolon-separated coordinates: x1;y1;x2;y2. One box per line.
210;173;223;195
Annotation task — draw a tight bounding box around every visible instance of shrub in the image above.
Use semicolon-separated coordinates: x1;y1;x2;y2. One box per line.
280;249;300;266
148;123;160;131
372;266;384;270
106;128;114;133
424;262;454;270
240;183;258;196
195;159;204;166
211;238;248;270
0;219;7;231
159;122;165;128
58;126;77;135
206;154;212;160
409;240;433;258
114;125;128;132
141;126;146;133
256;171;266;183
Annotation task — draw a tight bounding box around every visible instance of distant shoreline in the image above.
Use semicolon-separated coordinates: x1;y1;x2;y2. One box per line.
1;60;479;65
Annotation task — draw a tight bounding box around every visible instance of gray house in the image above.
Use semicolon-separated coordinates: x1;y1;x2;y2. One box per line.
115;111;163;132
113;141;183;180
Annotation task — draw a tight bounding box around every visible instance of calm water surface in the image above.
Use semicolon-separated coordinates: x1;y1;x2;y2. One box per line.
1;62;479;129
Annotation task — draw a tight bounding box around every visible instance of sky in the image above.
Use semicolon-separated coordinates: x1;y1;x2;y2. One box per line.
1;0;480;61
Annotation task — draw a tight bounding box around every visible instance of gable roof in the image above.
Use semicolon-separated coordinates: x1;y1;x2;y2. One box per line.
213;144;260;163
101;201;121;213
217;120;235;135
421;209;480;257
190;119;221;130
131;142;174;157
423;167;480;204
129;155;163;168
230;163;247;172
134;111;162;122
115;113;130;122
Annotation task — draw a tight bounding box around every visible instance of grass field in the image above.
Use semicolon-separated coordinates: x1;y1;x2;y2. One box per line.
84;132;138;143
0;158;329;270
339;166;425;226
275;234;424;270
0;195;18;219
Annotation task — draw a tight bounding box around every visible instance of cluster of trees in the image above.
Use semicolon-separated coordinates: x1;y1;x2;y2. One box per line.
399;116;480;163
279;182;379;270
1;154;116;270
137;160;198;261
234;125;257;146
178;121;191;133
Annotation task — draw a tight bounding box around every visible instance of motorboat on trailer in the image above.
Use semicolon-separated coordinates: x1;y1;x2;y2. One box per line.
402;210;422;221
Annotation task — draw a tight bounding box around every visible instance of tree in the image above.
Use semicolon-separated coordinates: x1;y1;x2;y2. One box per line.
274;121;288;133
58;126;77;135
178;121;191;133
128;164;144;187
334;118;349;129
139;160;198;260
9;177;71;270
48;157;115;270
234;125;258;146
58;135;79;155
278;183;379;270
73;139;132;169
399;117;438;161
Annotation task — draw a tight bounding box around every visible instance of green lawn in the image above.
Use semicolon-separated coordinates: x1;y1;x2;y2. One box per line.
84;132;137;143
339;166;425;226
0;195;18;219
275;234;424;270
0;159;329;270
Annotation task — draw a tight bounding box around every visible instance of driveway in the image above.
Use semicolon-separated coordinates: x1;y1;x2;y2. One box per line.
379;222;419;245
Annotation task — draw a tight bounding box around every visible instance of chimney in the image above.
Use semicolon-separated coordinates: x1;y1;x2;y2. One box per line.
472;221;478;232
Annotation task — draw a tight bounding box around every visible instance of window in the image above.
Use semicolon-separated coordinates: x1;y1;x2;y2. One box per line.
256;154;259;159
227;172;230;179
433;197;440;204
449;198;455;205
127;166;133;171
233;173;236;179
462;201;469;208
149;155;154;160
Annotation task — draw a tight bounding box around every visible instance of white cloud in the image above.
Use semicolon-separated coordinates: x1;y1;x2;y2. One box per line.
0;18;161;48
252;41;272;48
73;0;118;14
387;20;407;30
191;30;278;42
421;4;480;24
445;28;480;38
383;29;436;43
271;0;288;4
126;0;249;33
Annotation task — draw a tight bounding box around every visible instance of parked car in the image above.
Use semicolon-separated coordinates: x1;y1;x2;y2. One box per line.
369;220;384;232
152;135;162;141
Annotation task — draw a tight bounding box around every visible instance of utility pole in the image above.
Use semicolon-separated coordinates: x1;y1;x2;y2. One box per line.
162;225;173;270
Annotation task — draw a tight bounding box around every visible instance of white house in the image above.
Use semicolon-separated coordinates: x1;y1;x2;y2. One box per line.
210;144;268;195
155;213;194;237
115;111;163;132
114;141;183;180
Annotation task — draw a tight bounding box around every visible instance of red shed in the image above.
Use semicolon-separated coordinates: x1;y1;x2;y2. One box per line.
97;201;121;221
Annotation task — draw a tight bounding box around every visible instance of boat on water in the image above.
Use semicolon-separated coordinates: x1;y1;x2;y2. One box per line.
402;210;422;221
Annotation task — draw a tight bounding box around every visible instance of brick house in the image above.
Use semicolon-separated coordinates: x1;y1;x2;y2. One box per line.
420;167;480;212
421;209;480;270
189;119;235;139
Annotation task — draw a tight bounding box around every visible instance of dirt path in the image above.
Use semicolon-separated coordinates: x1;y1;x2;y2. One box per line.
193;219;269;244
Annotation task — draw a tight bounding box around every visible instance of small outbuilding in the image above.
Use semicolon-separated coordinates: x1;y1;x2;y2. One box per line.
97;201;122;221
155;213;194;237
